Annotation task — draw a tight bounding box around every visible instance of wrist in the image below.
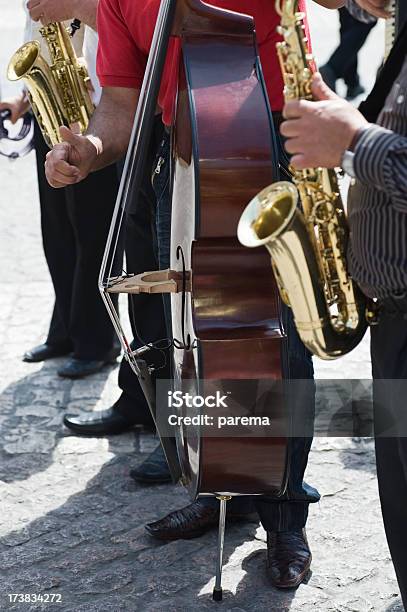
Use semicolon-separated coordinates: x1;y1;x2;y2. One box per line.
340;124;371;177
348;124;370;152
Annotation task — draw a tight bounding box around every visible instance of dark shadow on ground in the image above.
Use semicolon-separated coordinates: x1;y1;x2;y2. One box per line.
0;358;118;482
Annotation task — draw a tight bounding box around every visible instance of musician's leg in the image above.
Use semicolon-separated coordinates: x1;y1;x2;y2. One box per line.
326;8;376;88
46;303;69;351
62;164;121;362
320;8;376;97
115;206;170;426
375;436;407;607
371;312;407;607
116;120;170;430
130;126;179;482
32;120;74;354
254;305;319;588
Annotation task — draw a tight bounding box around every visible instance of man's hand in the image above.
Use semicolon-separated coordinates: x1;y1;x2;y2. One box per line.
27;0;77;25
354;0;390;19
0;95;30;124
280;73;369;170
45;126;100;188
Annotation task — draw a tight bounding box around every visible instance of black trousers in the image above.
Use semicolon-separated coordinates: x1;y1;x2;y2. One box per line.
371;309;407;608
113;118;169;426
328;8;376;87
34;122;121;360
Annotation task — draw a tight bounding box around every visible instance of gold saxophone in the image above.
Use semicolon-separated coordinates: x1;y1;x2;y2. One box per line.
237;0;367;360
7;22;94;148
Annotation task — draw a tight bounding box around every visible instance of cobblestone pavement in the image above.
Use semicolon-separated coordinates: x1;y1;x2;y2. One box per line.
0;3;404;612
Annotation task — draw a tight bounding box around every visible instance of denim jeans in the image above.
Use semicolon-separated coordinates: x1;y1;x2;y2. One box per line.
152;130;320;532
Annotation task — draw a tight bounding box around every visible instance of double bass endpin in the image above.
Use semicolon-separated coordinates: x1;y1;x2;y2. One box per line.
213;495;232;602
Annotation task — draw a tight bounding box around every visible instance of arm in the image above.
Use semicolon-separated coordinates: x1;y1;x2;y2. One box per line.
44;86;139;187
352;126;407;208
281;74;407;209
86;86;140;170
27;0;98;31
45;0;146;187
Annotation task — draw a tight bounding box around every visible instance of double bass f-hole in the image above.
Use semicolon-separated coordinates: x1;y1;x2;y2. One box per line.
176;245;192;351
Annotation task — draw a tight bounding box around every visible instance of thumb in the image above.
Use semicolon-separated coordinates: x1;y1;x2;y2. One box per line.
59;125;84;147
311;72;339;102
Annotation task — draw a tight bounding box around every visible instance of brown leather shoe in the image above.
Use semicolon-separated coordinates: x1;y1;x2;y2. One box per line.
266;529;311;589
145;499;257;541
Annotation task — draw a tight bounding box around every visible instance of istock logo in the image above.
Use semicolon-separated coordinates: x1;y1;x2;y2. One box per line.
168;391;229;409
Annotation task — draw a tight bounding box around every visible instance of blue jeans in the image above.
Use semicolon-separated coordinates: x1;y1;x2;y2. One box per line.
152;131;320;532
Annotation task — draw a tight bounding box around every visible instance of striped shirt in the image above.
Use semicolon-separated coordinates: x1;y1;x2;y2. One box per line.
347;56;407;298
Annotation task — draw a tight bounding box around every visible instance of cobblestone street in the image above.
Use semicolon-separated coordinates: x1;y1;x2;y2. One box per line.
0;3;404;611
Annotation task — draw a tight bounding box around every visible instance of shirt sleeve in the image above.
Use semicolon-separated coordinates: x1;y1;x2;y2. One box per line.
354;124;407;213
96;0;146;89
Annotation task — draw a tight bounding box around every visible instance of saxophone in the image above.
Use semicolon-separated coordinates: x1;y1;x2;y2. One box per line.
7;22;94;148
237;0;367;360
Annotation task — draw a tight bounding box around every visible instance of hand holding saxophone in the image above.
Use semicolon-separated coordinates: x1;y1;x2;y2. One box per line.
27;0;79;25
281;73;368;169
45;127;100;188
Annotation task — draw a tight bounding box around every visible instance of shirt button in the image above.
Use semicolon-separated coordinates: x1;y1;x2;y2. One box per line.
397;94;405;104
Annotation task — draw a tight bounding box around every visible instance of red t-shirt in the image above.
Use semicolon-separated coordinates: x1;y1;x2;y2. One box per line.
97;0;309;125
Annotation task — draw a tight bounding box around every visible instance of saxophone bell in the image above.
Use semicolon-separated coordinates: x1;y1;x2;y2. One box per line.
238;182;298;248
238;182;367;360
8;41;67;148
7;22;94;148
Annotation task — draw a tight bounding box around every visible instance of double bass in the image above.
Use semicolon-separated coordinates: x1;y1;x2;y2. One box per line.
100;0;290;599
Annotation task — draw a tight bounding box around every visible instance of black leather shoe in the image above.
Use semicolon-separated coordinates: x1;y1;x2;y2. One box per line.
58;356;117;379
63;407;138;435
145;499;257;541
23;343;71;363
266;529;311;589
130;444;172;484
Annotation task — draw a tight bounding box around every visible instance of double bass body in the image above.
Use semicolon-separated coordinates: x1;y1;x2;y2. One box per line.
170;0;290;499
